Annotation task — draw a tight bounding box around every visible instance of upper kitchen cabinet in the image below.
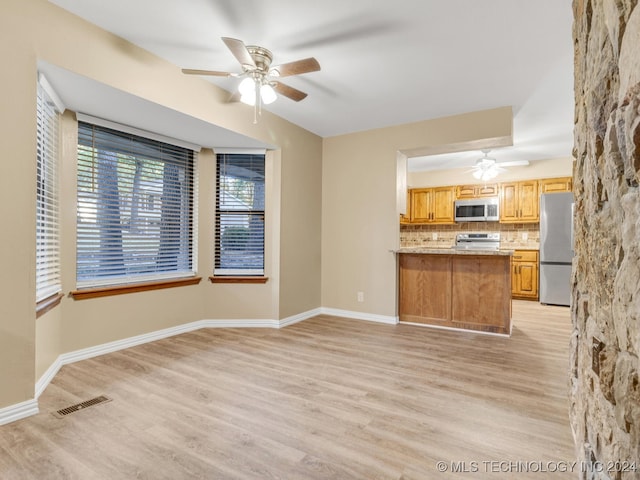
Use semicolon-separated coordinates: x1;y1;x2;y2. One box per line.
400;190;411;224
539;177;573;194
410;186;455;224
500;180;539;223
455;183;499;199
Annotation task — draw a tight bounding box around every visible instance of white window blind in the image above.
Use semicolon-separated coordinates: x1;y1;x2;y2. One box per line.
215;153;265;275
76;121;197;288
36;81;61;302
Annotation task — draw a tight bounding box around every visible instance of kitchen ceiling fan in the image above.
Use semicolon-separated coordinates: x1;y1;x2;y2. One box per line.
182;37;320;121
468;149;529;181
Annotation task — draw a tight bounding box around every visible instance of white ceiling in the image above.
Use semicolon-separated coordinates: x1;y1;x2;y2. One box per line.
48;0;575;171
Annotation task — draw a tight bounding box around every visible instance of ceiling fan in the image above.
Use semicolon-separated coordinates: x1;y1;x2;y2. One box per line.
182;37;320;121
468;149;529;181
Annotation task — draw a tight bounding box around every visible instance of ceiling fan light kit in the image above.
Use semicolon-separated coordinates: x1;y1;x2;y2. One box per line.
182;37;320;124
472;164;500;181
469;149;530;181
238;77;277;106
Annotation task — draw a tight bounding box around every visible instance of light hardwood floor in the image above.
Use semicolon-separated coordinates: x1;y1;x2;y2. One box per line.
0;301;575;479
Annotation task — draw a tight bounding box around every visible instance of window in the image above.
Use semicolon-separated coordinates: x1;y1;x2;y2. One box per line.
36;80;61;303
215;153;265;276
76;121;197;288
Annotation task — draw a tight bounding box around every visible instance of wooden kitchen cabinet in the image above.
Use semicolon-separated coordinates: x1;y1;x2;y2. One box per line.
539;177;572;194
399;252;511;335
399;254;452;323
400;190;411;224
455;183;499;199
500;180;539;223
511;250;539;300
410;186;455;224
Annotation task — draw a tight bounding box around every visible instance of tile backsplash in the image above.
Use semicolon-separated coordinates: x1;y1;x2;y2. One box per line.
400;222;540;250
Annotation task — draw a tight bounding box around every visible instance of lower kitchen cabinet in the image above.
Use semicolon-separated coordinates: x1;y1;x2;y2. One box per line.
398;252;512;335
511;250;539;300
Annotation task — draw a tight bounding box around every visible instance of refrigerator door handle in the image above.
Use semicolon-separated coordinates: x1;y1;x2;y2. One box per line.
571;202;575;255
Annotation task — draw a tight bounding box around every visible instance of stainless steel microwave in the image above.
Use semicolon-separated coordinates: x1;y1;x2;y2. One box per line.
454;197;500;222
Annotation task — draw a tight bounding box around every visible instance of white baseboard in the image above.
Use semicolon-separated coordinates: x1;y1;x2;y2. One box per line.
398;320;511;337
320;307;398;325
35;358;63;399
0;399;39;426
13;306;383;427
60;320;211;367
279;308;322;327
32;309;323;410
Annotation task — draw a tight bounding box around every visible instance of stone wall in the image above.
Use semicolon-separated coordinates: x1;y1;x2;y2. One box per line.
571;1;640;478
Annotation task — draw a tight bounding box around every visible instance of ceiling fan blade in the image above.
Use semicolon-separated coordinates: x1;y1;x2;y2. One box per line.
271;57;320;77
273;81;308;102
181;68;235;77
222;37;256;68
496;160;530;167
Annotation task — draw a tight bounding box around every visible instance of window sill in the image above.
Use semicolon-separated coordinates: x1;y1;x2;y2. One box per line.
209;276;269;284
36;292;64;318
70;277;202;300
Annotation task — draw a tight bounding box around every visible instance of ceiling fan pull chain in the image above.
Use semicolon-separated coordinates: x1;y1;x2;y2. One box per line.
253;79;259;124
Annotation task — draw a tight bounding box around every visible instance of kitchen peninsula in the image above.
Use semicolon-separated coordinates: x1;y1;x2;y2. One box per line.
397;248;513;335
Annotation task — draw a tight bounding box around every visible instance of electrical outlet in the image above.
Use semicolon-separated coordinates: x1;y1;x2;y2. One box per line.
432;232;438;241
522;232;528;241
357;291;364;302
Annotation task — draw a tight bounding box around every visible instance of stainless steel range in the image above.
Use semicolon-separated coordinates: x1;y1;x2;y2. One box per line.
454;232;501;251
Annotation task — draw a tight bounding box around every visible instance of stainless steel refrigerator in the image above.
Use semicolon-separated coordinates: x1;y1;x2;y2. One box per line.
539;192;574;306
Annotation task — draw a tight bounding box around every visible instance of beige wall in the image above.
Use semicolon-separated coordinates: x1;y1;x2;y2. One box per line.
321;107;514;317
1;0;322;407
408;156;574;187
0;0;557;414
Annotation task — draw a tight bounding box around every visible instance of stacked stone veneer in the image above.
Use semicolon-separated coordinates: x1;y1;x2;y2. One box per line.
571;1;640;478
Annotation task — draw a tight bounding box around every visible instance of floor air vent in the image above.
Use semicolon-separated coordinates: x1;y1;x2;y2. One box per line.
52;395;112;418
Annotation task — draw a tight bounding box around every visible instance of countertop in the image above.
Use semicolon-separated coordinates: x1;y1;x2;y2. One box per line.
395;247;514;256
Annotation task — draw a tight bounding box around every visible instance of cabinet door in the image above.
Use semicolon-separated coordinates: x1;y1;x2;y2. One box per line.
410;189;432;223
432;187;455;223
400;190;411;224
511;261;520;297
456;183;498;199
455;185;477;199
500;182;519;222
477;183;498;197
539;177;572;193
518;181;539;222
518;262;538;298
511;250;539;299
